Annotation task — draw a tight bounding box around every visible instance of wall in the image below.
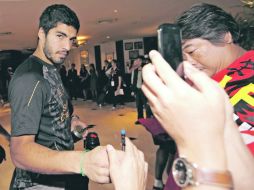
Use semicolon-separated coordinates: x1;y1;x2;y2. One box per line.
64;46;95;75
100;41;116;69
123;38;144;72
64;47;82;74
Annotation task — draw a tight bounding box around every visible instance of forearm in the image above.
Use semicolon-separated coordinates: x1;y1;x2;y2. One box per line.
224;122;254;190
11;137;81;174
118;77;122;88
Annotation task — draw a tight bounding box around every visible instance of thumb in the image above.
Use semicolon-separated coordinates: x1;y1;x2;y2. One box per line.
106;144;118;166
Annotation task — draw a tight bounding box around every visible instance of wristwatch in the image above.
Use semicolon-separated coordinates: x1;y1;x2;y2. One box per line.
172;157;233;189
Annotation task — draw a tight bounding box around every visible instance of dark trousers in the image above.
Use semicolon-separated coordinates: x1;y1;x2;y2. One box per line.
109;87;124;107
135;89;152;119
68;81;77;100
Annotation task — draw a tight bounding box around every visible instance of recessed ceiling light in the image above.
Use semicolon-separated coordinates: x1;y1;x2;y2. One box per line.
106;36;110;39
0;32;12;36
114;9;118;13
96;18;118;24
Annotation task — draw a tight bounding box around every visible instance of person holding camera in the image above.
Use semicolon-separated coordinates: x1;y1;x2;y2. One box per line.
130;56;152;124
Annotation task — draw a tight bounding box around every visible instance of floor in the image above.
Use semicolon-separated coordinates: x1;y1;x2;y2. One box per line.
0;99;168;190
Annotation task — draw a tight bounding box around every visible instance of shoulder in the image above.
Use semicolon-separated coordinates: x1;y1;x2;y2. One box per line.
9;57;48;98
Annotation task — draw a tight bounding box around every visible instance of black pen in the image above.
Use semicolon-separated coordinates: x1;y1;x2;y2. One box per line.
121;129;126;151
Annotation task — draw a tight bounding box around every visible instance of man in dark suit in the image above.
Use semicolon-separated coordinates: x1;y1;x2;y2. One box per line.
68;63;78;100
131;56;152;124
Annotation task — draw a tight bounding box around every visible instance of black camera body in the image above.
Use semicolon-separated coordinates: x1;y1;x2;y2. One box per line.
157;23;183;71
84;132;100;150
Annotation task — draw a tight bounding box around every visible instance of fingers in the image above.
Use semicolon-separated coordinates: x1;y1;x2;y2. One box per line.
125;137;145;163
142;64;170;100
95;167;111;183
183;62;220;94
106;144;118;166
149;50;186;88
125;137;134;155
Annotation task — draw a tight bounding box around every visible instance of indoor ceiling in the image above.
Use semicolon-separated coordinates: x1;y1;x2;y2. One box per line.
0;0;250;51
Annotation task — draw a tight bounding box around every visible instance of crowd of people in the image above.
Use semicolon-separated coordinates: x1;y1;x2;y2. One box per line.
0;65;14;105
2;2;253;190
58;59;132;110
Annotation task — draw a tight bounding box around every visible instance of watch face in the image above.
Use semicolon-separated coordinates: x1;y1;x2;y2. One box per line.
172;158;189;187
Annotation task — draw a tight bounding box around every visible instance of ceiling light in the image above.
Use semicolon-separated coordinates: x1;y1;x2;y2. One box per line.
0;32;12;36
240;0;254;8
106;36;110;39
96;18;118;24
114;9;118;13
76;35;89;46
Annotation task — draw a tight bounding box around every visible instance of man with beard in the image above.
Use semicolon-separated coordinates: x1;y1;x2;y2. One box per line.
8;4;110;189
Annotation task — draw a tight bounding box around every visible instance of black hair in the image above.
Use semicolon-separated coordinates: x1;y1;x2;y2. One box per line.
39;4;80;35
176;3;240;43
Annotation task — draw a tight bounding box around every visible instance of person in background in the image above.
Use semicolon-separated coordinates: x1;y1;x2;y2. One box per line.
68;63;78;100
109;59;124;110
89;64;98;101
97;66;109;107
6;66;14;89
79;64;90;101
59;64;68;89
8;4;111;189
141;50;254;190
130;56;152;125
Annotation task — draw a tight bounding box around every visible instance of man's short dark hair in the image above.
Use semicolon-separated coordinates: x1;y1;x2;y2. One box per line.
176;3;240;43
39;4;80;34
136;55;145;60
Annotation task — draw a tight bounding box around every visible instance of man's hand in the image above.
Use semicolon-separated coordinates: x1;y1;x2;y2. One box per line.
71;117;88;139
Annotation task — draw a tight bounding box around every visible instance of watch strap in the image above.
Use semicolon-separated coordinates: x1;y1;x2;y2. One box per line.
173;157;233;189
196;167;233;189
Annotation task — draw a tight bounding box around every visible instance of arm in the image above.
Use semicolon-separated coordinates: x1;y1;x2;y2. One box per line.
224;121;254;190
9;74;110;183
10;135;80;174
10;136;110;183
117;76;122;90
142;50;236;190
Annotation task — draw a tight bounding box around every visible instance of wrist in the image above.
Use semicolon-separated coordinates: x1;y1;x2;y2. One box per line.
178;139;227;170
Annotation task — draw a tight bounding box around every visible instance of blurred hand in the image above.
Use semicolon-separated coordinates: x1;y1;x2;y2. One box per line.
142;50;228;157
107;138;148;190
82;146;110;183
71;118;89;139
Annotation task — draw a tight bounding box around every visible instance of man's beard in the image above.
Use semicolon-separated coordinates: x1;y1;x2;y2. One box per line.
43;46;67;66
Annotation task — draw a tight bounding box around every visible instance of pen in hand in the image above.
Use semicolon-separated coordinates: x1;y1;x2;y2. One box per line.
121;129;126;151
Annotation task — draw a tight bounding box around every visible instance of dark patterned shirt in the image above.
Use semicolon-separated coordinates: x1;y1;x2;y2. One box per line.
212;50;254;155
9;56;73;189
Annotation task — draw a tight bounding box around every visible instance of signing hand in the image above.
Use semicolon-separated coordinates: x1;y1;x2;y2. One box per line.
107;138;148;190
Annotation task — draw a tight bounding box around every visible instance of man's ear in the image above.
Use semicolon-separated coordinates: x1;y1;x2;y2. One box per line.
224;32;233;44
38;27;46;41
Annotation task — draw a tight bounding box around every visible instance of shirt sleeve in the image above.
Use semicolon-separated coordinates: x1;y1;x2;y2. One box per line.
9;73;46;136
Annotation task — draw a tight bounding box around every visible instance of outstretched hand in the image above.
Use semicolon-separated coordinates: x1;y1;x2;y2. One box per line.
107;138;148;190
